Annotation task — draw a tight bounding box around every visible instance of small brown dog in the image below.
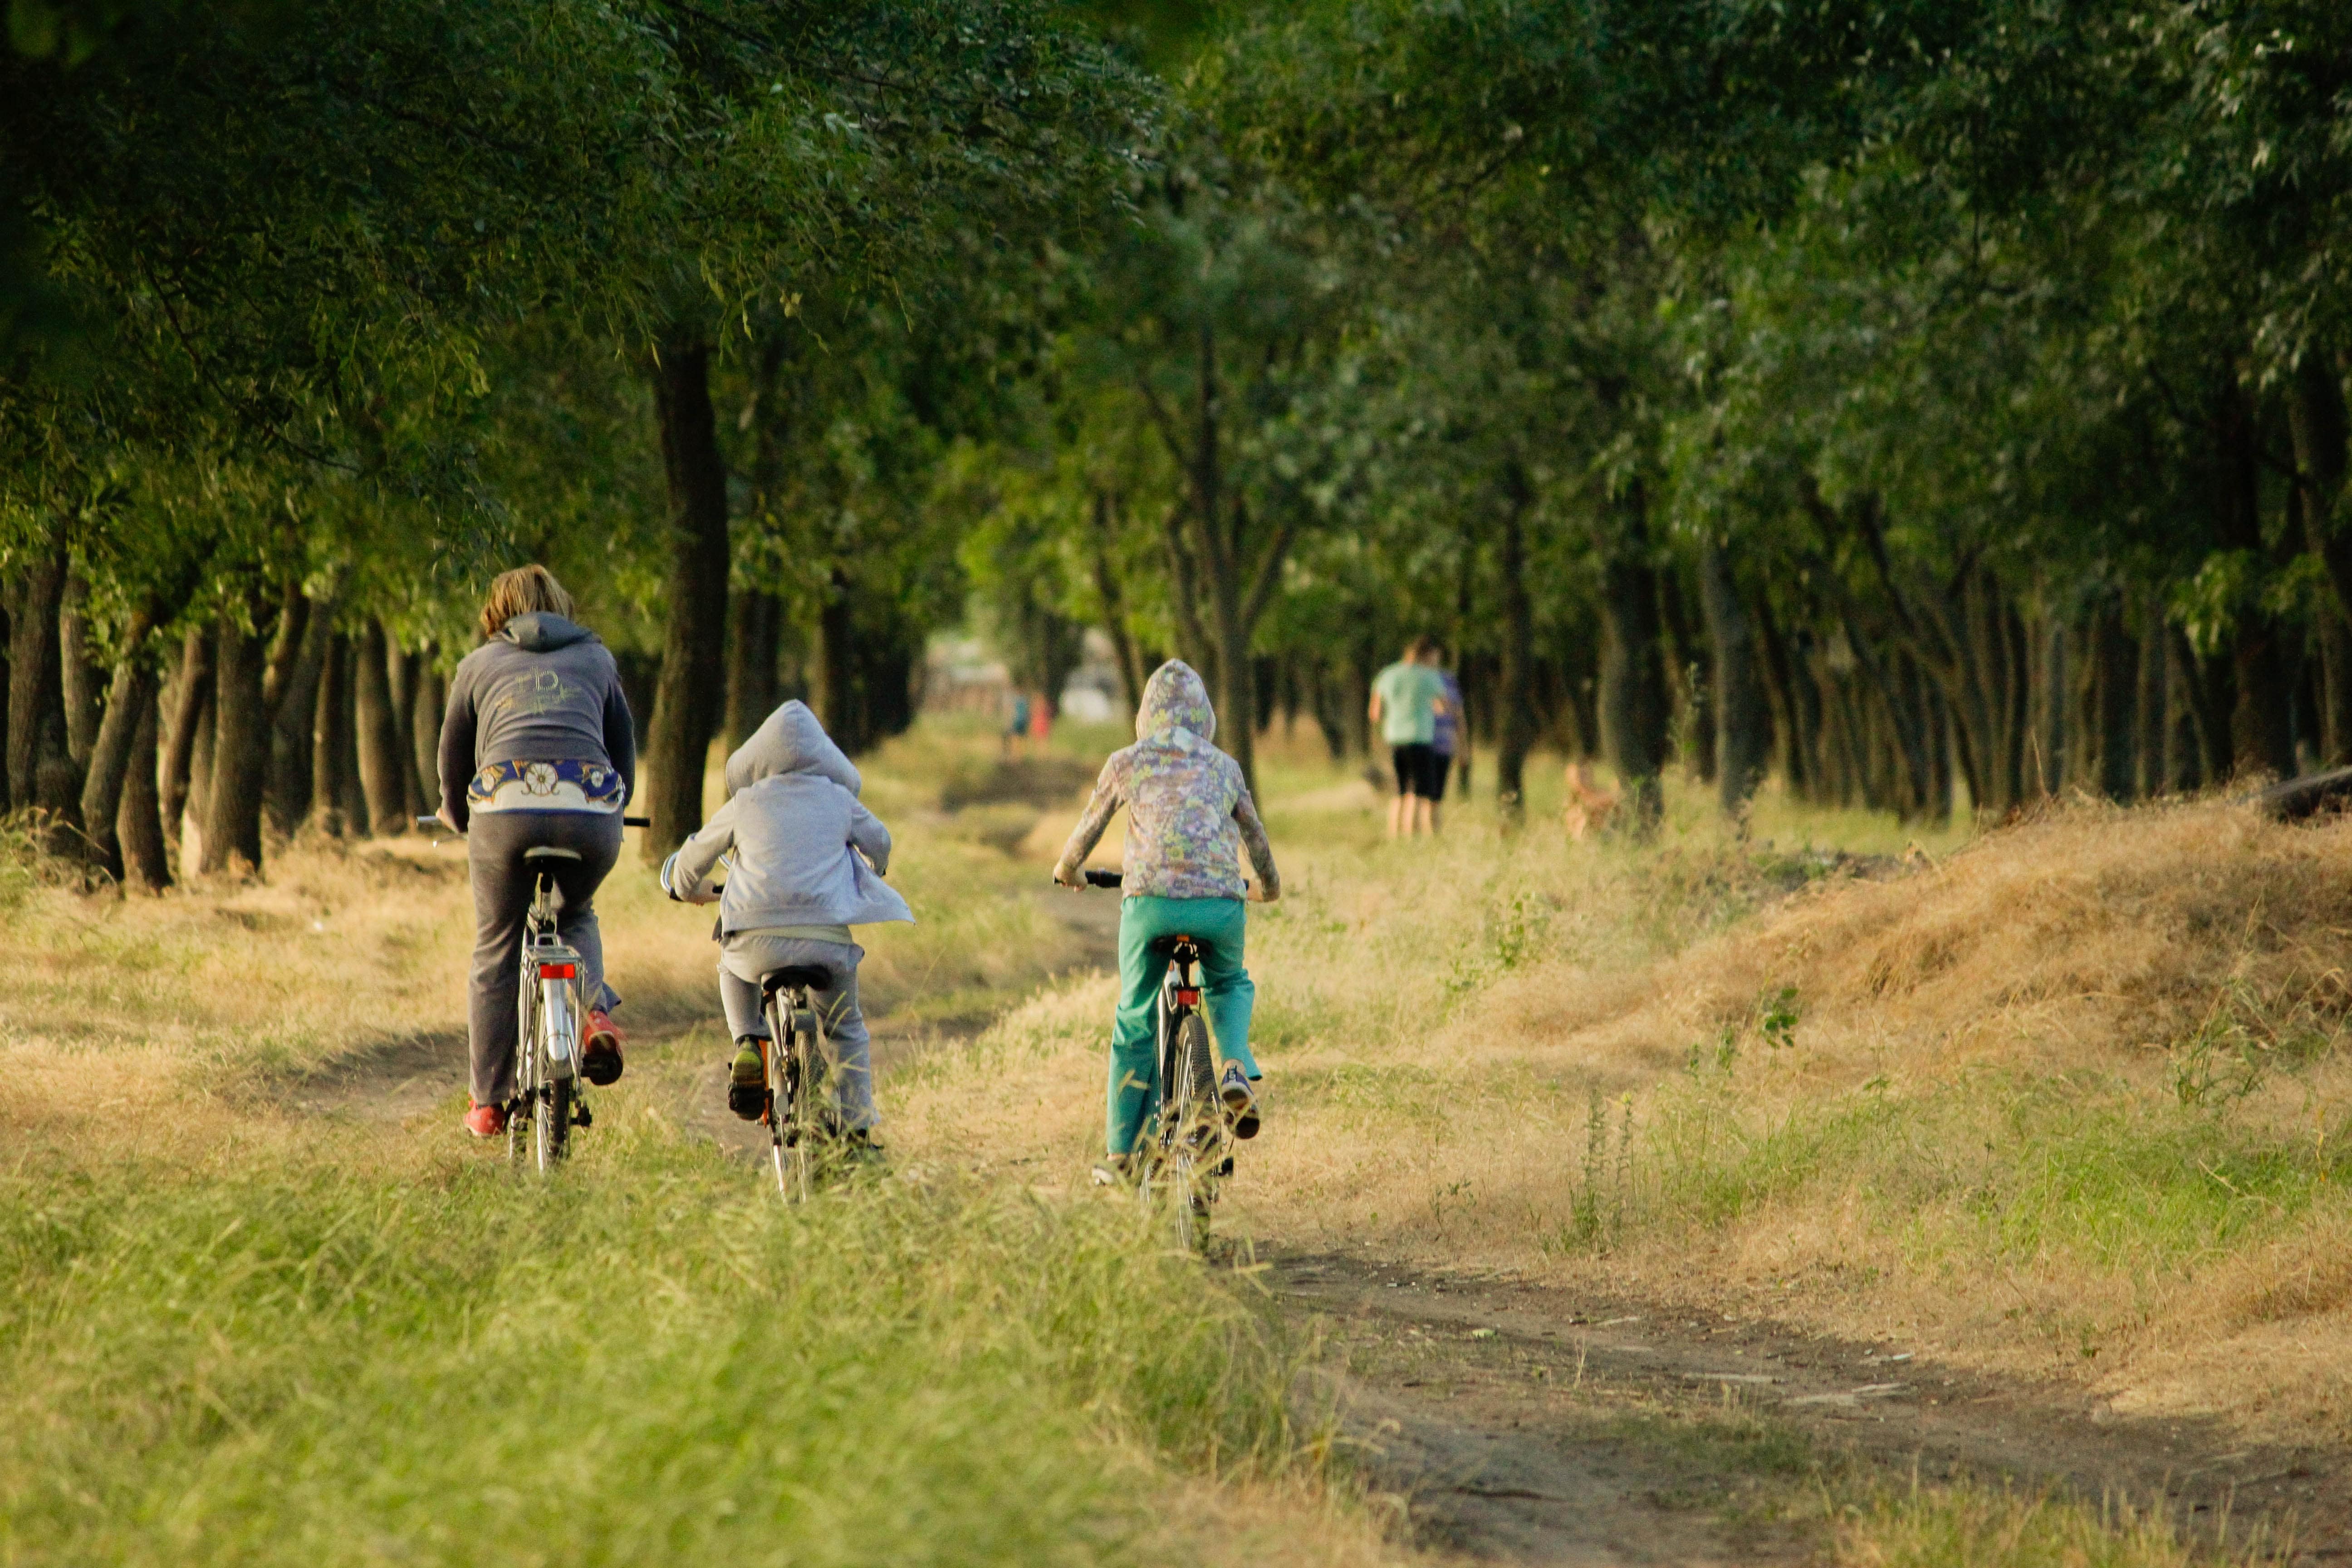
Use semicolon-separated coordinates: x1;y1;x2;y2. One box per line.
1563;760;1618;840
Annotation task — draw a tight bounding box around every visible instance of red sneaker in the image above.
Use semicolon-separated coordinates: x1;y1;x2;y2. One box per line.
582;1009;624;1086
464;1099;508;1138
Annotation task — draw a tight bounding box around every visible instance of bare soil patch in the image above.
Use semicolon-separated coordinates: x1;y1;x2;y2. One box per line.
1273;1249;2347;1565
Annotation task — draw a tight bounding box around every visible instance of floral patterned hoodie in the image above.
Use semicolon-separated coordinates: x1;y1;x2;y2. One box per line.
1054;661;1280;902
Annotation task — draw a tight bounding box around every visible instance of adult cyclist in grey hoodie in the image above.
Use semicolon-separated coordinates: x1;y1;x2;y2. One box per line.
436;565;636;1140
659;700;912;1144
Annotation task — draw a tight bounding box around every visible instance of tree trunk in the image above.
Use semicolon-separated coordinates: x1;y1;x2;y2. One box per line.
813;568;859;751
309;635;349;835
2176;629;2232;787
1596;485;1669;829
1088;491;1147;714
2135;598;2167;793
265;587;335;833
78;610;157;882
1495;472;1537;813
199;607;268;874
722;590;771;748
161;627;211;849
353;619;410;835
642;338;732;858
7;531;68;817
60;573;101;771
2212;376;2297;779
382;628;423;821
119;685;170;890
411;652;444;811
2289;353;2352;614
1656;565;1711;782
1699;537;1768;814
2317;599;2352;769
2092;601;2137;800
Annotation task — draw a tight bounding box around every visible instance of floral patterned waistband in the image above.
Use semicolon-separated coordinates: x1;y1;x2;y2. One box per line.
468;759;624;813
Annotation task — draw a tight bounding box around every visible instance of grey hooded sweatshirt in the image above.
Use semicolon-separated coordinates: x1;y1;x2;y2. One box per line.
437;612;636;832
660;700;914;934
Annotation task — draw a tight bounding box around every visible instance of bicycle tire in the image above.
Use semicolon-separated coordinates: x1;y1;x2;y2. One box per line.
509;959;537;1169
788;1014;819;1201
540;1073;573;1168
1164;1012;1216;1250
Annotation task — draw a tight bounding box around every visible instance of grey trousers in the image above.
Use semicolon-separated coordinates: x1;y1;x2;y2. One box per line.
720;935;874;1131
468;809;622;1106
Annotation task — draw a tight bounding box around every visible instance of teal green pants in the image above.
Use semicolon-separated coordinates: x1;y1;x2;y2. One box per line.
1108;895;1259;1156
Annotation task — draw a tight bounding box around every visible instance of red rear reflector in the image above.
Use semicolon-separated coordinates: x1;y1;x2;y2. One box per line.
1175;989;1200;1006
539;964;576;980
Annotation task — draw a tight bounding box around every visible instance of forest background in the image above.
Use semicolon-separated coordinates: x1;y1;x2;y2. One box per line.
6;0;2352;878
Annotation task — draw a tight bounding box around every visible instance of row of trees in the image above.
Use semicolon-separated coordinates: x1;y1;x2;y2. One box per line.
2;0;1147;881
10;0;2352;889
966;0;2352;828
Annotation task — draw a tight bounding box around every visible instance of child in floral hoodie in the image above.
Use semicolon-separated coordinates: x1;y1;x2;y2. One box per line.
1054;661;1281;1164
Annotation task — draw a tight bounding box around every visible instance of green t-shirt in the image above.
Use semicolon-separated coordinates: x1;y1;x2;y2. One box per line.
1372;661;1444;747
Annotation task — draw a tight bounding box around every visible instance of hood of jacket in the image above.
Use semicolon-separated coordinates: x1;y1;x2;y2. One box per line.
1135;660;1216;744
495;612;597;653
725;699;862;797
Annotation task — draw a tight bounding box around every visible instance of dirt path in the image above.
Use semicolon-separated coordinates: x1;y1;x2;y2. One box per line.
1269;1250;2348;1565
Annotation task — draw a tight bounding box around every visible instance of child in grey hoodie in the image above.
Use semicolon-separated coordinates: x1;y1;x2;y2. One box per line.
659;701;913;1137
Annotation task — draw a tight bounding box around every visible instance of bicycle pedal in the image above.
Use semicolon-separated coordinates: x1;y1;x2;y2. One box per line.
1215;1156;1234;1177
573;1104;593;1128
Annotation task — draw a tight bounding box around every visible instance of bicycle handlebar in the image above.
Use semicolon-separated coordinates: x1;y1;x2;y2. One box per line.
1067;868;1256;897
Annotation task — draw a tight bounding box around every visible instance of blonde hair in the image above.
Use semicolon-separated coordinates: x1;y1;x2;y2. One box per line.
479;564;575;639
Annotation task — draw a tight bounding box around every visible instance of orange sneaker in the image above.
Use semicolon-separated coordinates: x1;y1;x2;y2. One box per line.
582;1009;624;1086
464;1099;508;1138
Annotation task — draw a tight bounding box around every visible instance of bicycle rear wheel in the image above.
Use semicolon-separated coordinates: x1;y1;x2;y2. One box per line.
786;1019;819;1201
509;962;538;1168
539;1072;573;1169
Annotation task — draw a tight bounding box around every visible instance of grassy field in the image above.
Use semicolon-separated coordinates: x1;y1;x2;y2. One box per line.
0;712;2329;1565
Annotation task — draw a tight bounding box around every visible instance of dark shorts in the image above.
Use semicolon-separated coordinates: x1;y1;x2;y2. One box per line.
1427;750;1454;802
1392;743;1446;799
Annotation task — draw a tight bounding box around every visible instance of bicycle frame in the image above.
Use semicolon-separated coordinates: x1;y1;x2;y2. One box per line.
758;978;833;1200
510;870;589;1171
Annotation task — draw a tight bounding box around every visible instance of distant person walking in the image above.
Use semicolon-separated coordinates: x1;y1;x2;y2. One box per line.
1003;689;1032;758
1429;645;1466;832
1369;636;1450;838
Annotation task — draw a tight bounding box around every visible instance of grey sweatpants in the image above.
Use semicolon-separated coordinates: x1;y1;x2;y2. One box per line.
719;934;874;1131
467;808;623;1106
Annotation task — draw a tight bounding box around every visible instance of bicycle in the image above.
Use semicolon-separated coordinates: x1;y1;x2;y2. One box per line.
753;964;839;1201
421;813;648;1172
510;844;591;1171
1075;867;1232;1250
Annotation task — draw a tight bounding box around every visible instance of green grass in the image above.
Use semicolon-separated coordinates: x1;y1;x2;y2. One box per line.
0;1124;1307;1568
1568;1061;2352;1300
1835;1480;2261;1568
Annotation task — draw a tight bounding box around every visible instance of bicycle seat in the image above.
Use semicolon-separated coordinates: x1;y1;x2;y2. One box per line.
523;847;583;864
760;965;832;995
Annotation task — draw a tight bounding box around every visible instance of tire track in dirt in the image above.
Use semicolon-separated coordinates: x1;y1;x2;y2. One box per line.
1272;1250;2348;1565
